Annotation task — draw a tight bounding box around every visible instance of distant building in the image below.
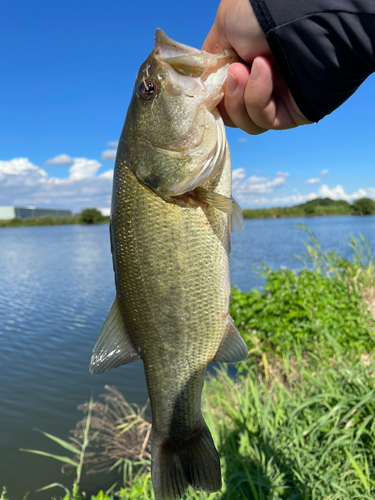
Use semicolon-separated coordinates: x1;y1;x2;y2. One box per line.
0;206;72;220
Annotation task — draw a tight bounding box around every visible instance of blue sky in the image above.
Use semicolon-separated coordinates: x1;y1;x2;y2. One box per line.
1;0;374;213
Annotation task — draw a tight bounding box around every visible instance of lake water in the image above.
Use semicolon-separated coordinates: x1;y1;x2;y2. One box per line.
1;216;374;498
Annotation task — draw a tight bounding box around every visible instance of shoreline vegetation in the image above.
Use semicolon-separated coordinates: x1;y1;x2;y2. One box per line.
1;198;375;228
0;208;110;228
243;196;375;219
8;227;375;499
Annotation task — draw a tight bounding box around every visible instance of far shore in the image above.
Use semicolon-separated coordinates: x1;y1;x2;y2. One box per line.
1;211;372;228
0;215;110;228
243;209;361;220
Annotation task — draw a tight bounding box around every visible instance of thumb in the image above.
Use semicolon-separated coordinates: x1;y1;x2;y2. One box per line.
202;22;230;53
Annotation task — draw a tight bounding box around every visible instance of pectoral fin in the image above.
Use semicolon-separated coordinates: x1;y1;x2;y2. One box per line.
90;297;140;375
212;316;248;363
195;187;244;232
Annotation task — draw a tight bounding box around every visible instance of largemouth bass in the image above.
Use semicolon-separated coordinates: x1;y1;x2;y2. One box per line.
90;30;247;500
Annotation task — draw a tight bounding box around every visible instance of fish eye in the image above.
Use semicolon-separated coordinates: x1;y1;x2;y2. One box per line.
139;80;158;100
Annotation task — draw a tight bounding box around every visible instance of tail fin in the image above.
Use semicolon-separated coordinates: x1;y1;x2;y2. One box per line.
151;424;222;500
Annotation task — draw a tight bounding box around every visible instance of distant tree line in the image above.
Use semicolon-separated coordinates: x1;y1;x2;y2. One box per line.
351;197;375;215
0;208;110;228
80;208;107;224
242;197;375;219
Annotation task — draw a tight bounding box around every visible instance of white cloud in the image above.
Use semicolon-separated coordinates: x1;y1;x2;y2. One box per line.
238;137;248;143
318;184;375;201
0;157;47;177
304;168;329;185
106;141;118;148
239;183;375;209
99;170;114;180
232;168;246;182
305;168;329;184
270;192;318;205
3;154;373;215
318;184;347;200
0;157;112;212
44;154;74;166
230;166;375;208
101;149;117;161
99;207;111;216
68;158;101;181
305;177;321;185
233;169;289;197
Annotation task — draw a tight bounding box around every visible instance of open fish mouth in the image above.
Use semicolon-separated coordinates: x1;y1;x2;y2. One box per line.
154;29;200;59
153;28;237;79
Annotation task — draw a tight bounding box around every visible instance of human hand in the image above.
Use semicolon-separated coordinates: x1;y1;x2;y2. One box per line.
202;0;312;134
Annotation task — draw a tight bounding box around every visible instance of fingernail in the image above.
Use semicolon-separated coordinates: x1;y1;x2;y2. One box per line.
227;70;238;93
250;59;261;82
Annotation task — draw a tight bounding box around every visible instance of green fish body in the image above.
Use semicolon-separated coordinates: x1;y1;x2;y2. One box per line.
90;30;247;500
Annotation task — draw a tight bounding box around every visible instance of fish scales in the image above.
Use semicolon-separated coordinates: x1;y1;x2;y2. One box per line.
90;29;247;500
112;160;230;421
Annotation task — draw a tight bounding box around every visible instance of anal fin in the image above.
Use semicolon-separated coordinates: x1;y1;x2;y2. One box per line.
212;316;248;363
90;297;140;375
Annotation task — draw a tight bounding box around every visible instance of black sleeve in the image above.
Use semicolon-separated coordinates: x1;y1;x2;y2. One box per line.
249;0;375;122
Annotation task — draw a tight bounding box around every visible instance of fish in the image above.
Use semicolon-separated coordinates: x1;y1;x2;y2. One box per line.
90;29;247;500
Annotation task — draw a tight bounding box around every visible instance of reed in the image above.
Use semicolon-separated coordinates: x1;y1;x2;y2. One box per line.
72;385;151;485
20;398;98;499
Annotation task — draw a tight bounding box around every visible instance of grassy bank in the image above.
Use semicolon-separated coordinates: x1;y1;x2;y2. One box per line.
242;197;375;219
23;350;375;500
117;353;375;499
0;215;81;227
0;209;110;228
242;203;352;219
9;229;375;499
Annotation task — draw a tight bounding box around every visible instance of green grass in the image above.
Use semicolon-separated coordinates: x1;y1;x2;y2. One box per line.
230;268;375;357
231;227;375;358
112;350;375;500
76;351;375;500
206;357;375;499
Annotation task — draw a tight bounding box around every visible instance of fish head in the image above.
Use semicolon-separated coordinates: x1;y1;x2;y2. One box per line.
120;29;237;198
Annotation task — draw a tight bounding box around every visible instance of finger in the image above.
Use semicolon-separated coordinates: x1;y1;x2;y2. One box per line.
244;57;280;129
245;57;311;129
222;62;267;135
201;16;230;54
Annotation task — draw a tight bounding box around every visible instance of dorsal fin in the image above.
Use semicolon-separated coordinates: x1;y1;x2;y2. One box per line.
90;297;141;375
212;316;248;363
